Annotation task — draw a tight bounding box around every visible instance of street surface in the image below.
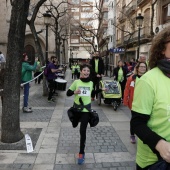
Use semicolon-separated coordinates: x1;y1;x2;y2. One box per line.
0;69;136;170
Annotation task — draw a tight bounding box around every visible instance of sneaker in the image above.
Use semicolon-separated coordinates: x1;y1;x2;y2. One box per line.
91;98;95;101
23;107;33;113
130;135;136;144
48;98;56;103
77;154;85;165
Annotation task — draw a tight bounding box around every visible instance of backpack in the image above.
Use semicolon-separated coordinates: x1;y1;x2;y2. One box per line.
44;66;49;77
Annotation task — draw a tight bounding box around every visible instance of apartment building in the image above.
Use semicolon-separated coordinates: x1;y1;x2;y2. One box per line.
68;0;95;62
115;0;170;62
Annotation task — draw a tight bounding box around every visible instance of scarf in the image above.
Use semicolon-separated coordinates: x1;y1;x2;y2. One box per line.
80;77;91;82
157;59;170;78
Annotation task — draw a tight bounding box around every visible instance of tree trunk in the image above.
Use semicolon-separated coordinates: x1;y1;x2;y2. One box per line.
29;23;48;96
1;0;30;143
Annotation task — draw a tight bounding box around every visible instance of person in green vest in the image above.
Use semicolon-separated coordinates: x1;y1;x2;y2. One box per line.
66;63;106;165
113;60;127;99
131;26;170;169
71;63;76;79
75;63;80;79
89;51;104;101
34;59;43;84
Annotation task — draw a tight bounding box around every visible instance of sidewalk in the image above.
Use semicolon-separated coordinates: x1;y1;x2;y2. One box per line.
0;69;136;170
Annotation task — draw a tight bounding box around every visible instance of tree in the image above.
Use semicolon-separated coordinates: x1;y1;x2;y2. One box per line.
46;0;70;63
27;0;47;96
1;0;30;143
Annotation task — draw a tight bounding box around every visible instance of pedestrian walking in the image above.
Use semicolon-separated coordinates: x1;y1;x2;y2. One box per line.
66;63;106;165
113;60;127;99
123;62;147;144
131;26;170;169
89;51;104;101
34;59;43;84
21;53;38;113
46;56;62;102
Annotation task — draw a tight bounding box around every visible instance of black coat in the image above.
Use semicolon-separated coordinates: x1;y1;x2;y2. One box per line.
90;58;104;77
113;66;127;83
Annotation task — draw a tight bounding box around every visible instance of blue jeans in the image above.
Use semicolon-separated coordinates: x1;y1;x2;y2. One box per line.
23;83;29;107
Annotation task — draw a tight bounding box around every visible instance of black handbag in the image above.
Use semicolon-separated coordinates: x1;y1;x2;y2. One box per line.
148;159;170;170
89;109;99;127
148;153;170;170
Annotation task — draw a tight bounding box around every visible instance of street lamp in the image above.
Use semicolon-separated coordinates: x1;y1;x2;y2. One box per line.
43;11;51;64
136;13;144;60
105;36;110;76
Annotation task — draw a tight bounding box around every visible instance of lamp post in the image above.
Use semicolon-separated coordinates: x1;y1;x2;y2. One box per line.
136;13;144;61
43;11;51;65
105;36;110;76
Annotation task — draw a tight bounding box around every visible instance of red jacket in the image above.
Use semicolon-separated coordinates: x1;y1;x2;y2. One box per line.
123;74;136;109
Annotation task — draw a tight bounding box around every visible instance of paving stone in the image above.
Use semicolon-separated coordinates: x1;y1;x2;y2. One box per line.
20;109;54;122
0;128;42;150
57;126;127;153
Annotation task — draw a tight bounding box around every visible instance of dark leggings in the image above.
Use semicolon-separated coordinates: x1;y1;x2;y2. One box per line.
79;112;90;154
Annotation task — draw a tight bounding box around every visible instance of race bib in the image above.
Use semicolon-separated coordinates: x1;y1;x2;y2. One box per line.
130;81;135;87
78;86;90;96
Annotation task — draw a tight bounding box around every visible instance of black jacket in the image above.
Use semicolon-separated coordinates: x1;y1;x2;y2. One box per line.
113;66;127;83
90;58;104;77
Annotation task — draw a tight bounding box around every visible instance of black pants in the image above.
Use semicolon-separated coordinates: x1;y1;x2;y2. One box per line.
34;72;43;84
79;112;90;154
119;81;126;99
91;77;101;98
130;113;134;136
48;79;55;100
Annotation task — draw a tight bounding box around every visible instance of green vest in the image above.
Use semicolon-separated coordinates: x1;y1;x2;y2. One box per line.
69;79;93;112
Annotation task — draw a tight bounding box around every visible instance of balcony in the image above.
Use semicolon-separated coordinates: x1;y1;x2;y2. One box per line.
123;27;151;47
118;12;126;22
116;39;123;46
137;0;145;6
126;0;136;16
101;19;108;28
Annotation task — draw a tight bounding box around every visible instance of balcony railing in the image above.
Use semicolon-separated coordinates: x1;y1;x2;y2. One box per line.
123;27;151;44
126;0;136;15
137;0;145;6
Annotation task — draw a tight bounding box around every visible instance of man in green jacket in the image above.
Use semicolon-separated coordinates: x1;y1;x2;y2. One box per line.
21;53;38;113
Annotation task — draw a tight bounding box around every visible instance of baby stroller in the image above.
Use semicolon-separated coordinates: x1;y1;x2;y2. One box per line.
97;80;122;111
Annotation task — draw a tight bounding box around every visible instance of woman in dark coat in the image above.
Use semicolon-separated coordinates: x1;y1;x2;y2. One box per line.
113;60;127;99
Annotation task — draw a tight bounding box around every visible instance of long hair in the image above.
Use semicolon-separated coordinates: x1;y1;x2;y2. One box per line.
149;26;170;69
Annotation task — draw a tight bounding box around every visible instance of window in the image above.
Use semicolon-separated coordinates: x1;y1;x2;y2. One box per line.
72;47;79;51
80;37;92;42
71;39;79;43
162;4;170;24
72;0;79;4
81;0;93;2
103;12;108;19
84;46;91;51
81;12;93;18
71;8;79;12
82;7;91;12
73;15;79;20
